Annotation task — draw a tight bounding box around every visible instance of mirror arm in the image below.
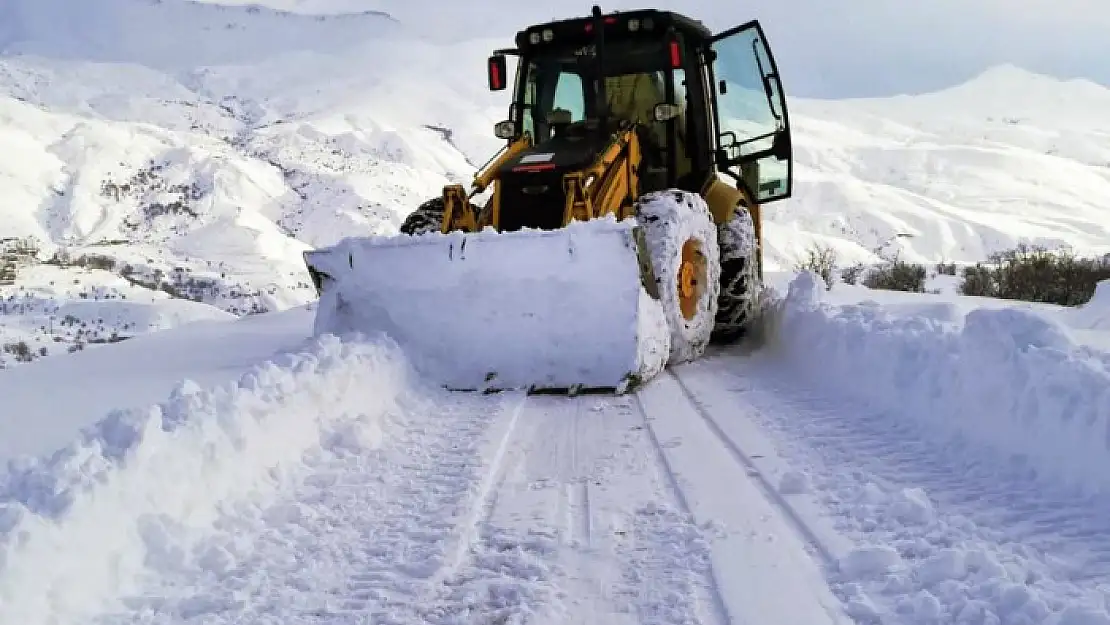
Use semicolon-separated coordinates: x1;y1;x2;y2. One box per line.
715;128;790;167
733;146;774;165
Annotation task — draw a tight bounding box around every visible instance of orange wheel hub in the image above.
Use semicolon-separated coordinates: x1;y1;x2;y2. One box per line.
678;238;706;320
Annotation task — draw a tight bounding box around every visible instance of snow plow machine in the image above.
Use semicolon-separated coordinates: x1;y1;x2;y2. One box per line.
302;6;794;394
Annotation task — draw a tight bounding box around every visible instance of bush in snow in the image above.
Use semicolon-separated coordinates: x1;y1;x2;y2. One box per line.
0;260;14;285
862;258;927;292
960;263;994;298
958;243;1110;306
3;341;34;363
794;243;837;290
840;262;866;285
44;251;118;272
935;261;958;276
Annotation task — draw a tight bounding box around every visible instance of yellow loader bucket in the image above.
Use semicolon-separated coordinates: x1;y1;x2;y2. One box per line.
303;218;670;393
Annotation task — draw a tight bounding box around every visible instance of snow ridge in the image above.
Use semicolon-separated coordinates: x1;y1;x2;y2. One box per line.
0;332;409;625
774;272;1110;495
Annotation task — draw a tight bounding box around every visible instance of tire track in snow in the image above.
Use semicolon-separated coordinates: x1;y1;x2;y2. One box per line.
363;390;571;625
667;368;839;569
316;390;534;623
88;383;731;625
635;367;854;625
688;352;1110;623
630;388;734;625
428;391;527;590
567;402;592;549
570;479;591;548
484;392;726;625
327;390;534;623
87;388;541;625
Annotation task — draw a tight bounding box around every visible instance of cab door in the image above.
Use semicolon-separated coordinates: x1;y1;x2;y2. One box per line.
708;21;792;204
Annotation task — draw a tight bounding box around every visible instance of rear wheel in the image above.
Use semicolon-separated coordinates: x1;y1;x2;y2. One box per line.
399;197;445;235
712;204;762;343
636;190;721;364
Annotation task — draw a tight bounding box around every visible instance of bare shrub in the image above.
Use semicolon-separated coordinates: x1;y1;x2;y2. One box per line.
863;258;928;292
935;261;958;276
794;243;837;290
840;263;865;285
958;244;1110;306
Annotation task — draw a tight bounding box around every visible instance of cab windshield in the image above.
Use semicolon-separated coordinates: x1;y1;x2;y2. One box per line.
515;40;677;144
514;39;695;183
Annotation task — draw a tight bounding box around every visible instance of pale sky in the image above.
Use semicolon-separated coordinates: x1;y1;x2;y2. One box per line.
370;0;1110;98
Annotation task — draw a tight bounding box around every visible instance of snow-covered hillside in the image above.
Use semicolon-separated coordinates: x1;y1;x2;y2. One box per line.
0;0;503;363
782;64;1110;265
1;0;1108;367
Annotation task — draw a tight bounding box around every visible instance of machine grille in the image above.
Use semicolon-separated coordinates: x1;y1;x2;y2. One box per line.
498;172;567;232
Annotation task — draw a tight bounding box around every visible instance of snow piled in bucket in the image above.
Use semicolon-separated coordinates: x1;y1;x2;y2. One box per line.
776;271;1110;495
311;216;670;390
0;333;409;625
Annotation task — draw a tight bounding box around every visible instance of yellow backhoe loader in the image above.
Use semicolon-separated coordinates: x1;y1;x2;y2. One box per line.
303;6;793;393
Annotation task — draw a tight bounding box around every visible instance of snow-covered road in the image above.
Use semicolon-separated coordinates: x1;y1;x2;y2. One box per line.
80;360;850;625
678;352;1110;625
72;344;1110;625
3;273;1110;624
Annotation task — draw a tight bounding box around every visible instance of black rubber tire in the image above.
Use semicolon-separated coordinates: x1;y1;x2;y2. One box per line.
399;197;446;235
635;189;721;364
711;204;762;344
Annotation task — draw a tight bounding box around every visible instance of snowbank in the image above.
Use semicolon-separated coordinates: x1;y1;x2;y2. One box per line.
0;306;315;463
1064;278;1110;331
309;217;669;390
0;332;409;625
773;271;1110;494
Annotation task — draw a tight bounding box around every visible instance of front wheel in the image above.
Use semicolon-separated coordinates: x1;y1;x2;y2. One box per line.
635;190;722;364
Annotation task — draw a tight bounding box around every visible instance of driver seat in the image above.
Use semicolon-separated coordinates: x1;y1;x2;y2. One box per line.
604;72;693;185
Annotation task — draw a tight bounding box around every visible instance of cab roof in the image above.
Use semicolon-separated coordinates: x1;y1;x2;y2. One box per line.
513;8;713;52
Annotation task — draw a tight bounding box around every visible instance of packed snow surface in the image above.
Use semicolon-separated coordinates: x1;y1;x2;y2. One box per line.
1;269;1109;624
310;216;669;390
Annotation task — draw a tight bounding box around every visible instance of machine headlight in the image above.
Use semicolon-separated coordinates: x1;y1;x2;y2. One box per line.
542;28;554;42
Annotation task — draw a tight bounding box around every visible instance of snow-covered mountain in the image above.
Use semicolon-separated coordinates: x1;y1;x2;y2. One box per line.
783;64;1110;264
1;0;1108;366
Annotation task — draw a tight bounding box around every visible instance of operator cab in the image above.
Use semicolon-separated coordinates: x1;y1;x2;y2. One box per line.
486;6;793;204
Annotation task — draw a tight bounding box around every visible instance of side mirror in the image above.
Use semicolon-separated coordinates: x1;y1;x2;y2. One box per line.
494;120;515;139
487;54;507;91
653;103;682;122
